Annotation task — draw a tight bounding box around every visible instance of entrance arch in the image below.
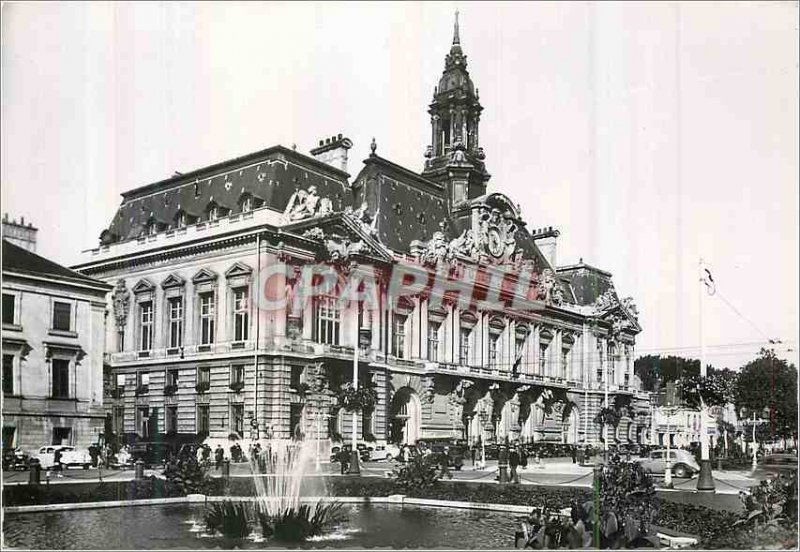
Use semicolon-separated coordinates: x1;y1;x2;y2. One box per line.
389;387;421;445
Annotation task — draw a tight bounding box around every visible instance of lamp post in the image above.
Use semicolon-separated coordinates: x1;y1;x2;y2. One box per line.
696;258;715;492
664;407;676;488
478;406;487;469
347;309;361;475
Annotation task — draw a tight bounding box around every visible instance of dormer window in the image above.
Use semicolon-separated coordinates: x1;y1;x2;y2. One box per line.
175;211;187;229
240;194;253;213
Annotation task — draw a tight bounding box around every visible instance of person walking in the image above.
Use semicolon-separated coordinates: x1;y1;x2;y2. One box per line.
570;445;577;464
519;444;528;471
214;445;225;470
470;443;477;467
509;444;521;484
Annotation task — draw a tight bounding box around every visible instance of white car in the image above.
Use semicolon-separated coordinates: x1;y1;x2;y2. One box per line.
34;445;91;469
372;443;402;462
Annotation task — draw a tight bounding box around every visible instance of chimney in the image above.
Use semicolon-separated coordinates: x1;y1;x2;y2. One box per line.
309;134;353;173
532;226;560;268
2;214;38;252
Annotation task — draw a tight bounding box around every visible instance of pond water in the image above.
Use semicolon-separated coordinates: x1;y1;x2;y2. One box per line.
3;503;521;549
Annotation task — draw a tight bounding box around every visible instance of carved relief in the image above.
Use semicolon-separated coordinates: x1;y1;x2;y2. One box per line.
619;296;639;321
346;202;379;237
283;185;333;223
422;375;436;404
537;268;564;305
593;287;618;312
112;280;130;329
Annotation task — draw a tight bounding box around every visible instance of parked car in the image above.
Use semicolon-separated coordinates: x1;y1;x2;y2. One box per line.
34;445;92;469
758;452;798;476
2;447;30;471
373;443;401;462
330;443;371;463
417;438;467;470
635;449;700;478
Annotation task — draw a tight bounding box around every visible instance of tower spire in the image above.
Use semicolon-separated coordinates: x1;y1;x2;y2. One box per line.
453;10;460;45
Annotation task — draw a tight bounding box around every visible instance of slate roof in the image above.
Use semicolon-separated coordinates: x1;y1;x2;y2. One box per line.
2;239;111;289
351;154;449;254
557;261;614;306
102;145;351;244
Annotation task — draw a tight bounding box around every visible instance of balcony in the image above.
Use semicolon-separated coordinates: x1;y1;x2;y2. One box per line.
195;381;210;393
135;384;149;396
163;384;178;396
229;381;245;393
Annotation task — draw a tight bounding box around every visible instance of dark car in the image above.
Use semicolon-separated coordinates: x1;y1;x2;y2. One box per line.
2;447;30;471
129;441;176;467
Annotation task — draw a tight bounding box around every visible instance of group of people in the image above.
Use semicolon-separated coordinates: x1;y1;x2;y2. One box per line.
516;505;593;549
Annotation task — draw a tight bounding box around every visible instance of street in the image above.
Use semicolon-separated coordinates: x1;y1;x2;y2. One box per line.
2;456;763;497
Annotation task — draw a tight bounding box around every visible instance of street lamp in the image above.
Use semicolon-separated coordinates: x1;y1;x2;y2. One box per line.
696;258;715;492
478;406;488;469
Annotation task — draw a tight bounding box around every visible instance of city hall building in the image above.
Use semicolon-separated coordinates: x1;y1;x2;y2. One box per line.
73;18;652;450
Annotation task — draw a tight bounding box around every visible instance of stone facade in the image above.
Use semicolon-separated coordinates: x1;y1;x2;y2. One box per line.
2;240;111;453
72;16;652;452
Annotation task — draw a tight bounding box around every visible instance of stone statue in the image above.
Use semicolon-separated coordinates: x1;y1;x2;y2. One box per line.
420;230;451;266
448;229;477;260
620;296;639;320
349;202;379;237
112;280;130;329
325;236;365;264
594;288;618;312
537;268;558;303
283;185;333;222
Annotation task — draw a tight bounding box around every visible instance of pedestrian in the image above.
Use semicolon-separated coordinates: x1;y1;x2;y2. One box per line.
214;444;224;470
576;445;585;466
54;447;63;470
517;508;544;549
509;444;520;484
519;444;528;471
570;445;577;464
339;448;350;474
471;444;477;467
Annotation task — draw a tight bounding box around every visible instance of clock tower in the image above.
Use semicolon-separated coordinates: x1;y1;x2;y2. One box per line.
422;12;491;208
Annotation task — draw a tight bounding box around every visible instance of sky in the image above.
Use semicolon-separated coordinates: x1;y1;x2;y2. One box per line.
2;1;798;369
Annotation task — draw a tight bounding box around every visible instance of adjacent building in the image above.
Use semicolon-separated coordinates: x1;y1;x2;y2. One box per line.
72;16;652;450
2;239;111;451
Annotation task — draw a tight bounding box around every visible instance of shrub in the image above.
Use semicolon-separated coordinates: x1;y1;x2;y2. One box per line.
391;452;451;492
737;471;798;528
162;455;213;495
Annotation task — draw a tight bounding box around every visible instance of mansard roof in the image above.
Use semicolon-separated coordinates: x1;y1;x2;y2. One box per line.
557;260;614;306
351;154;449;254
101;145;351;245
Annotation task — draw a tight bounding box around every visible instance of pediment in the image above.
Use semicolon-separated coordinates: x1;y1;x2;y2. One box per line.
161;273;186;289
132;278;156;293
285;212;393;264
191;268;218;284
225;262;253;279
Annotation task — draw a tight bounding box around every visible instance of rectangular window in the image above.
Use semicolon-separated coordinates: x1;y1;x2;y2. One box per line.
137;372;150;393
116;373;126;390
231;364;244;385
233;288;249;341
2;294;14;325
167;369;179;387
3;354;14;395
113;406;124;435
51;358;69;398
392;315;407;358
137;406;150;438
231;404;244;435
52;427;71;446
314;296;340;345
199;293;215;345
168;297;183;348
52;301;71;331
166;406;178;433
489;334;499;369
197;366;211;384
539;344;548;375
117;328;125;352
139;301;153;351
459;327;471;365
196;405;209;434
290;366;302;390
427;321;440;362
561;350;569;378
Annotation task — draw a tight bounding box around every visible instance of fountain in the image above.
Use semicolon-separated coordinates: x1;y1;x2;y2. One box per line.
202;438;343;542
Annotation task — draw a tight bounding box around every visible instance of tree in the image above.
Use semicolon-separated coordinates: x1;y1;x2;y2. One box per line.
735;349;798;440
634;355;701;392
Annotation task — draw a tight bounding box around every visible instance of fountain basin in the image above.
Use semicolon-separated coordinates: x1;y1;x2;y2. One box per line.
3;501;520;549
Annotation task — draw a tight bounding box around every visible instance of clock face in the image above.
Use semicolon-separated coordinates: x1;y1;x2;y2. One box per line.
487;229;504;257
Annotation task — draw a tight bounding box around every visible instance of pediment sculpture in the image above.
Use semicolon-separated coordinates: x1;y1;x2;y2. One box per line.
112;280;130;329
346;202;379;237
283;185;333;223
619;296;639;321
593;288;618;312
325;235;365;264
